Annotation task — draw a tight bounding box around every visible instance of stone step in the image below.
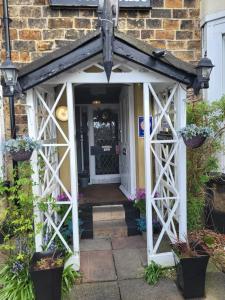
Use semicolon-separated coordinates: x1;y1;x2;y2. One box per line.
93;219;127;238
93;205;125;222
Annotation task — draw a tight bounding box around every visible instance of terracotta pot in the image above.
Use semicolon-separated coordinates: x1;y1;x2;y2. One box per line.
10;149;33;161
182;135;206;149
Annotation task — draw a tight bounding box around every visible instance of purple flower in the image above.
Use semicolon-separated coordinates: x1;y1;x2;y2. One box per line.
57;193;69;201
11;261;25;274
134;189;160;201
136;189;146;201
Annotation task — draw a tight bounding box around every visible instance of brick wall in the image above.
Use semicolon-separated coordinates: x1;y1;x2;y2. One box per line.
0;0;200;137
0;0;201;66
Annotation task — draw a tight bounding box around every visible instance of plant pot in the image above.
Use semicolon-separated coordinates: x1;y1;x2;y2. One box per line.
182;135;206;149
173;248;209;299
10;149;33;161
30;251;64;300
79;174;89;188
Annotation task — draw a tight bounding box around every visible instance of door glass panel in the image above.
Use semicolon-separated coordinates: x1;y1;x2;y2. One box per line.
93;108;119;175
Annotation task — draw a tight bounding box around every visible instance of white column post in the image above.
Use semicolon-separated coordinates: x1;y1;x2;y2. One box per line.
176;84;187;240
143;83;153;264
26;89;43;251
67;82;80;270
0;85;5;179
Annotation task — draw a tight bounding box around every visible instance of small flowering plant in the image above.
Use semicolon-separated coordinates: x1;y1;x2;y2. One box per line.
133;189;146;215
4;136;41;153
178;124;213;139
57;193;69;202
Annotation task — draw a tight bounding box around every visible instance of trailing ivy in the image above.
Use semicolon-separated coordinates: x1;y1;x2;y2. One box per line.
186;96;225;230
0;163;79;299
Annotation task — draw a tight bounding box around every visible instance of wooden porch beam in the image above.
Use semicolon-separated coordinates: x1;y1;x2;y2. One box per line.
19;37;102;91
114;39;195;86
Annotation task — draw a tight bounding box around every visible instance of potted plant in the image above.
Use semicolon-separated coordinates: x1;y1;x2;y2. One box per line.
172;238;209;299
179;124;213;149
190;229;225;273
4;136;41;161
30;250;65;300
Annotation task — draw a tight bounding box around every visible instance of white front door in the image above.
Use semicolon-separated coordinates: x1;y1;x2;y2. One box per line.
89;104;120;184
119;86;136;199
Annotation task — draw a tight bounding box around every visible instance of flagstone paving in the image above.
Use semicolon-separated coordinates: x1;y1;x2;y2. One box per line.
68;236;225;300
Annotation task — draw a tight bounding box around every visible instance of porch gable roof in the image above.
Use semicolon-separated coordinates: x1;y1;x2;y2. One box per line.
18;29;197;91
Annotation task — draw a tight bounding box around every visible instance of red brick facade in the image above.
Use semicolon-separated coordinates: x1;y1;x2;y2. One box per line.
0;0;201;136
1;0;200;66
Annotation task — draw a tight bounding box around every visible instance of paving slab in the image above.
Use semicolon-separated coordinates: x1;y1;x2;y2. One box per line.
205;272;225;299
80;250;117;283
68;282;121;300
112;235;146;250
207;259;221;273
113;248;145;280
80;238;112;251
118;278;183;300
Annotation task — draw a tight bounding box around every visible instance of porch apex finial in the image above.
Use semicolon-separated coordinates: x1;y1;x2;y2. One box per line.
98;0;118;82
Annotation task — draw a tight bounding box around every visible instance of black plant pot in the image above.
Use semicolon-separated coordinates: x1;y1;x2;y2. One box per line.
182;135;206;149
30;251;64;300
173;250;209;299
10;149;33;161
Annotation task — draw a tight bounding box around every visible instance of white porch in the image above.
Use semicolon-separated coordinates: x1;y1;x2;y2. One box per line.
25;54;187;270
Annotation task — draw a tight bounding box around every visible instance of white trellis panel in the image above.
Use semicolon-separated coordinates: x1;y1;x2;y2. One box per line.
0;85;5;179
26;84;80;270
143;82;187;267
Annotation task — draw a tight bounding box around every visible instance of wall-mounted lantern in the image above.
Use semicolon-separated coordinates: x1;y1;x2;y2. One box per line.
0;58;18;95
193;52;214;95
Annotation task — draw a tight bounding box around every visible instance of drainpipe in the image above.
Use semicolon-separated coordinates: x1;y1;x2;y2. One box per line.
2;0;18;172
2;0;16;140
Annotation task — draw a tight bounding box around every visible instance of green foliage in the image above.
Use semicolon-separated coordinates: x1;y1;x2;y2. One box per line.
62;264;80;297
0;259;80;300
134;200;146;215
0;163;35;260
203;235;215;247
4;136;40;153
186;97;225;230
144;261;163;285
0;263;34;300
187;196;204;231
179;124;213;139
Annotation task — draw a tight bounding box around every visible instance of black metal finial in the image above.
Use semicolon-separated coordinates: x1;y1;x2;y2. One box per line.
99;0;118;82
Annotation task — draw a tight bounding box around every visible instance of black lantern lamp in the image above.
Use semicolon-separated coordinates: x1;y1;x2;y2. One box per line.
0;58;18;94
193;52;214;95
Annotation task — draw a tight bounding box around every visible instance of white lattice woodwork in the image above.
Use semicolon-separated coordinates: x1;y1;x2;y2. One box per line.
26;84;80;269
143;82;187;267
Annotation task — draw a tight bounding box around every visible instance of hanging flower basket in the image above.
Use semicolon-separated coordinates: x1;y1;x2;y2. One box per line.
182;135;206;149
4;136;41;161
179;124;213;149
10;149;33;161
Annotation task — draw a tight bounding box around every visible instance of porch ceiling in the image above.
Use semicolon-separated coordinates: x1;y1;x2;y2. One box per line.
75;84;122;104
17;29;197;92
